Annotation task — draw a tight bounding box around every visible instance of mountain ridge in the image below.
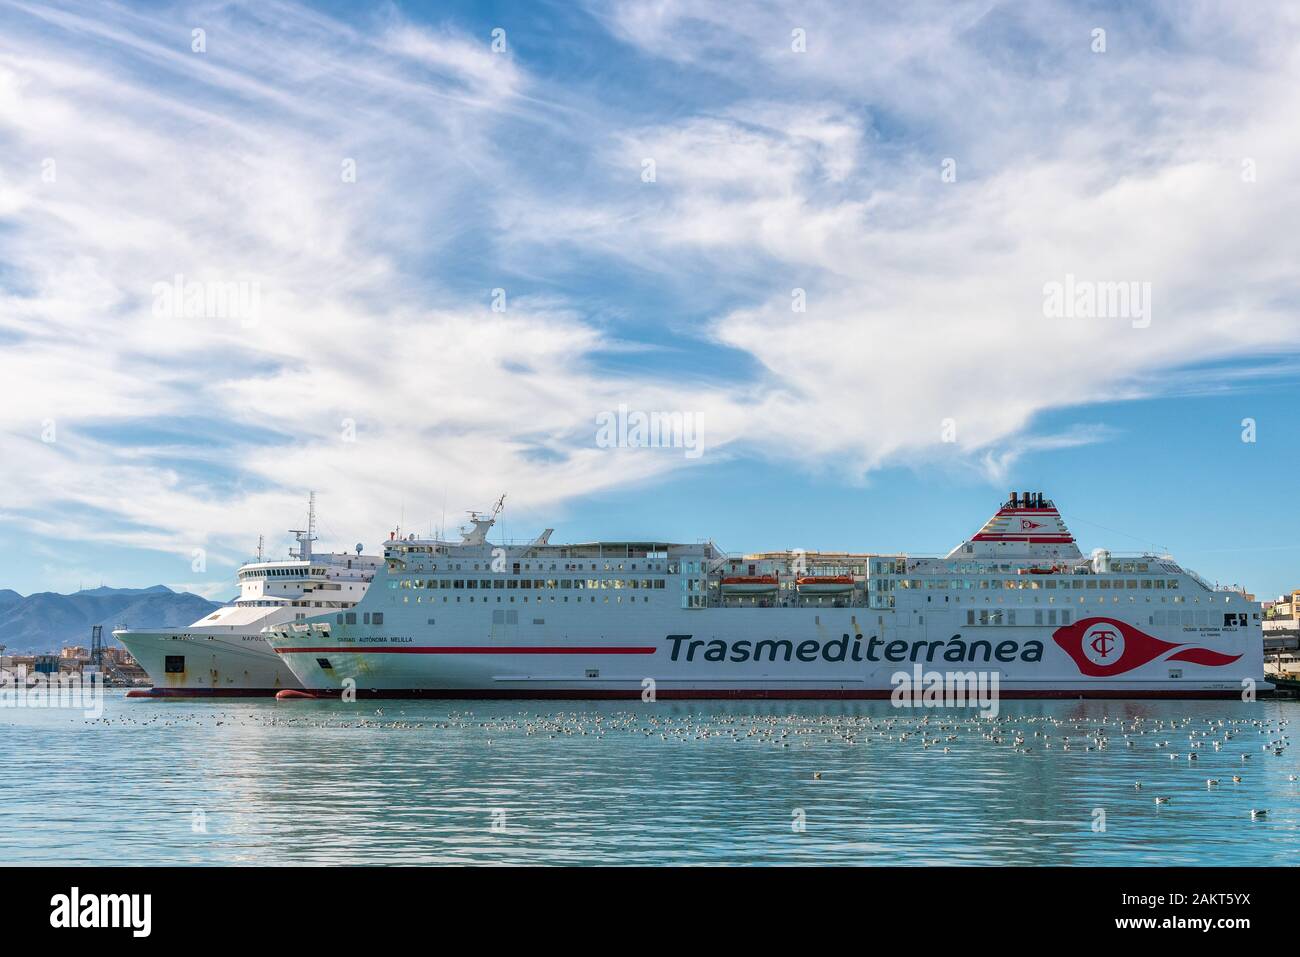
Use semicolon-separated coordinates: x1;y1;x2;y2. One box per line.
0;586;223;655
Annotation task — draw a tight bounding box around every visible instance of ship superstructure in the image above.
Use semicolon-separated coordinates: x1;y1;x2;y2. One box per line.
264;493;1265;699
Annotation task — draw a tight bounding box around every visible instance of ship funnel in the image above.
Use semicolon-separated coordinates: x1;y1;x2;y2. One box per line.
948;492;1081;561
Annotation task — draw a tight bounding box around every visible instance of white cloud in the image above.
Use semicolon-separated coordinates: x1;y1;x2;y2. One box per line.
2;0;1299;587
553;0;1300;477
0;1;741;577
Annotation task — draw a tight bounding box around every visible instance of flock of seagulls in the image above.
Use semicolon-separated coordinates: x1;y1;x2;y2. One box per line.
83;705;1293;822
1125;716;1290;818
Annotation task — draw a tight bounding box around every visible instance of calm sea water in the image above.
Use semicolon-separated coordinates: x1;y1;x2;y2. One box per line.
0;693;1295;865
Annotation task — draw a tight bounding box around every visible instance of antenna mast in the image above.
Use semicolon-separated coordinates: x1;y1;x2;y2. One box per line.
288;490;318;563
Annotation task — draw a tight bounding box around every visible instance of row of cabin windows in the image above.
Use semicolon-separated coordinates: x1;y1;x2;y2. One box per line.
967;608;1251;627
887;578;1181;591
335;612;384;625
242;567;327;577
392;561;677;573
394;578;667;591
957;592;1232;606
952;594;1202;606
402;594;654;604
240;600;356;608
954;552;1158;575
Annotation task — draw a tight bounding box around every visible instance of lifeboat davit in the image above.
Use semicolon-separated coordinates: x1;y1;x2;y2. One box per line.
720;575;779;594
795;575;855;593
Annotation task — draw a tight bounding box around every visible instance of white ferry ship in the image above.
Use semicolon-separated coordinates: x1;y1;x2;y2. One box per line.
115;497;382;696
264;493;1265;699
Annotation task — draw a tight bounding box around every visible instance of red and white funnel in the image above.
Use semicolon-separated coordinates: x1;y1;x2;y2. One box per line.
946;491;1082;561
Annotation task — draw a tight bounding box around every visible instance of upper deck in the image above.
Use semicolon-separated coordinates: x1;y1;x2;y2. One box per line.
370;492;1250;618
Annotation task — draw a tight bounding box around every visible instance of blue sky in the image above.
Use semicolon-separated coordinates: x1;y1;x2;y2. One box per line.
1;0;1299;602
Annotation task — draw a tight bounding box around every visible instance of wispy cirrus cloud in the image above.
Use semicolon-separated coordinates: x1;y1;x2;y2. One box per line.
1;0;1298;591
0;0;740;579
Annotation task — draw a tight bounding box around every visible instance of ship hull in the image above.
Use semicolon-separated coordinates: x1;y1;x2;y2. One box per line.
115;629;301;696
269;607;1265;700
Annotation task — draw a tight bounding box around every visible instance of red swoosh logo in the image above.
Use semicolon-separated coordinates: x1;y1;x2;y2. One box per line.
1052;617;1241;677
1167;647;1243;666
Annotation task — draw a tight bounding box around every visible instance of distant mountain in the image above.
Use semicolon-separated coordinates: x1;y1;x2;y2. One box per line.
75;585;174;597
0;586;222;655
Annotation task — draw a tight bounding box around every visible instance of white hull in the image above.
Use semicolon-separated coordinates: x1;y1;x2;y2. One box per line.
271;607;1263;699
115;629;299;696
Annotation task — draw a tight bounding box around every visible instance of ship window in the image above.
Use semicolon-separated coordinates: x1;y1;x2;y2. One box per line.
363;613;370;624
373;613;384;625
164;655;185;674
316;658;333;670
346;612;357;624
336;614;343;624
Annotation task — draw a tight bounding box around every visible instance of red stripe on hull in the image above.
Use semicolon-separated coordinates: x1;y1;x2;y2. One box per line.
126;687;288;698
275;646;658;655
272;688;1251;701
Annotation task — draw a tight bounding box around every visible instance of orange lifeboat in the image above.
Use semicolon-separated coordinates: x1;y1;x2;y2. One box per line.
795;575;855;593
720;575;780;594
1017;565;1062;575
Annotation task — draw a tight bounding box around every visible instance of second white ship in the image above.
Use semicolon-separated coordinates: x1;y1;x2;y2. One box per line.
115;498;382;696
